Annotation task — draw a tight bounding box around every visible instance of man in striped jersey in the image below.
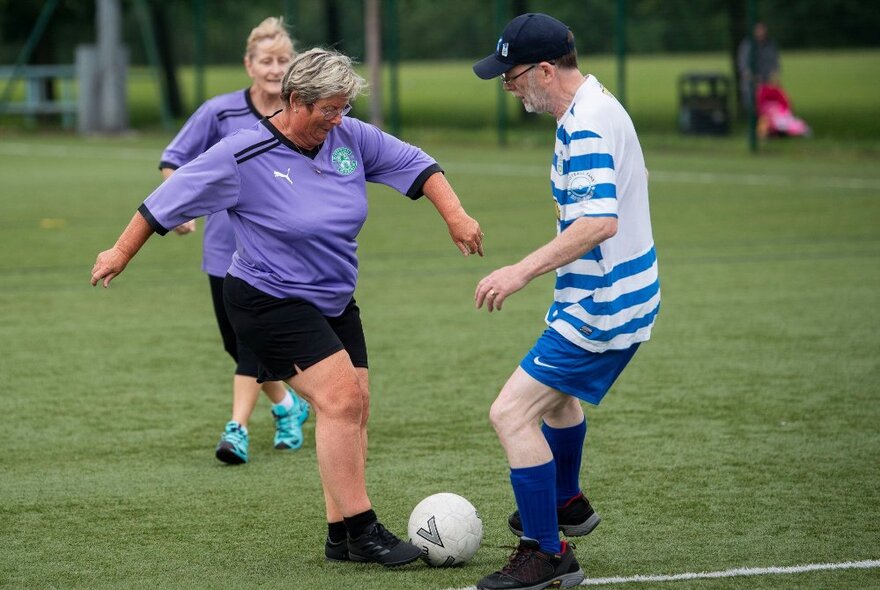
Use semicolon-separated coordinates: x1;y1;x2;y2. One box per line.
472;13;659;590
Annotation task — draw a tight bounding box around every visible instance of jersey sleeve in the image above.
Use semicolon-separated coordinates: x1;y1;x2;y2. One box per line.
351;119;440;199
159;101;220;170
557;125;619;221
141;141;240;235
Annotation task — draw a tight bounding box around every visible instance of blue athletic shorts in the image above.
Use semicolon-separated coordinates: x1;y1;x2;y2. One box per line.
520;328;640;405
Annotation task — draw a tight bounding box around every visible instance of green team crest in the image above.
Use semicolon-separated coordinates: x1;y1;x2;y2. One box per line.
331;147;358;175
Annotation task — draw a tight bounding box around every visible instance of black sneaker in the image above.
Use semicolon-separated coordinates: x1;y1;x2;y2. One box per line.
476;539;584;590
325;537;349;562
508;493;601;537
347;521;422;567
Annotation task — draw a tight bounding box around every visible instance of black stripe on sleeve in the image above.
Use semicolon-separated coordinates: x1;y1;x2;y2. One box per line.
406;163;444;199
138;203;170;236
236;140;281;165
217;107;252;121
234;137;278;161
158;161;180;171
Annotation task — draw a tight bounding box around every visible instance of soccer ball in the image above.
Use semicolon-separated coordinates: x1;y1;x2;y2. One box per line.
407;492;483;567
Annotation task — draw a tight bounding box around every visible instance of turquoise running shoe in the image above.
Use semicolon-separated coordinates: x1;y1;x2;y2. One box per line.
215;421;249;464
272;390;310;450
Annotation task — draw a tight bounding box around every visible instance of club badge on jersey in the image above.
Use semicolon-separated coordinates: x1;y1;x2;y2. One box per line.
332;147;358;175
568;171;596;201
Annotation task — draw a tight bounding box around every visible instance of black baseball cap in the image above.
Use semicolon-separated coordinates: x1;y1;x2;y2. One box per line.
473;13;574;80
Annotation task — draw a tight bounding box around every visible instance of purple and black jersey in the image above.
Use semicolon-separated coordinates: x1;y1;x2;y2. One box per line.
159;89;261;277
141;115;440;316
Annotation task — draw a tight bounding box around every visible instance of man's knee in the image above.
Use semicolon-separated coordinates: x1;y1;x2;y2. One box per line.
489;395;528;439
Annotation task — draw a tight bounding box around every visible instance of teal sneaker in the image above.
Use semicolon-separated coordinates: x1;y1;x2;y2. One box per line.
272;391;310;450
215;421;249;464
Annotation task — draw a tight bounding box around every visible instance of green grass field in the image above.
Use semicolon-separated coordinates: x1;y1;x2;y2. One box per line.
1;123;878;589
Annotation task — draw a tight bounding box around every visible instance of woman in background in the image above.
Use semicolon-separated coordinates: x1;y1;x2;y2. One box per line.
159;17;309;465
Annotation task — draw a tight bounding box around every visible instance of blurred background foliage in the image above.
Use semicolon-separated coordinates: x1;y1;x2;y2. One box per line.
2;0;879;66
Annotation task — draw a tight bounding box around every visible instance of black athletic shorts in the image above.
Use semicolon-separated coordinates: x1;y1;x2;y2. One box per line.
208;274;261;377
223;275;368;383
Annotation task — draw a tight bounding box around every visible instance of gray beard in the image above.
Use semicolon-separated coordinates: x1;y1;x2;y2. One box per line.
522;86;551;114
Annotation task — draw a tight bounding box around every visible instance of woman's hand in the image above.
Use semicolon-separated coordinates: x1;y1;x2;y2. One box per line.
447;212;484;257
91;247;129;288
89;212;155;288
173;220;197;235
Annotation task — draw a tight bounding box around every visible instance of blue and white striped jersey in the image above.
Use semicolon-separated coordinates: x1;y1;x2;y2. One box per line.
546;76;660;352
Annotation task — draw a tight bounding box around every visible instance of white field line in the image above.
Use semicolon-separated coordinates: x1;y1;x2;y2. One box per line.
579;559;880;586
2;141;880;191
444;559;880;590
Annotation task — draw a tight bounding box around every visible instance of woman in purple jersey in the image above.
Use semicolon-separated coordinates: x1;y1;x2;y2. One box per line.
159;17;310;465
92;48;484;567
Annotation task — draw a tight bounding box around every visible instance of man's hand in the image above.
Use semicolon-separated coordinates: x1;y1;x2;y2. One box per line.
475;264;530;312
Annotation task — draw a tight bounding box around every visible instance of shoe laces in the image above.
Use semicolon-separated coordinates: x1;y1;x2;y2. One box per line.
499;543;539;574
223;424;247;445
372;522;400;548
274;408;295;430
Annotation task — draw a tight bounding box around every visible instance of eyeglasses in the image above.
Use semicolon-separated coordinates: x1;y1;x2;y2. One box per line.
500;62;555;86
316;103;352;120
501;65;536;86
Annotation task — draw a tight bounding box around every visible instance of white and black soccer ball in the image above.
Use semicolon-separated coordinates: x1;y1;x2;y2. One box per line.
407;492;483;567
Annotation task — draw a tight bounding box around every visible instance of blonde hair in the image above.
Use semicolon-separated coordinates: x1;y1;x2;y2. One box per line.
245;17;294;59
280;48;368;106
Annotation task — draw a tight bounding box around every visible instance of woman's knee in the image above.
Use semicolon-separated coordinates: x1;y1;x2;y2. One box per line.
317;380;365;422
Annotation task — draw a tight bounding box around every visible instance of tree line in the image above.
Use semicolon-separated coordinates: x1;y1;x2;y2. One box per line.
2;0;878;66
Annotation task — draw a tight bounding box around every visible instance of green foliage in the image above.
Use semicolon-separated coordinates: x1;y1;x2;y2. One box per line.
2;0;880;65
0;129;879;589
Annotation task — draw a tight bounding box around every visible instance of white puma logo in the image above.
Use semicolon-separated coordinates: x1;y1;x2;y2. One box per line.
273;168;292;185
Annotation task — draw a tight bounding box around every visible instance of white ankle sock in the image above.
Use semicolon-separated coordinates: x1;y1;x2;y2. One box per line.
277;391;295;411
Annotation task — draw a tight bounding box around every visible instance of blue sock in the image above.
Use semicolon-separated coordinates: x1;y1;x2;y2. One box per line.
542;419;586;505
510;461;561;554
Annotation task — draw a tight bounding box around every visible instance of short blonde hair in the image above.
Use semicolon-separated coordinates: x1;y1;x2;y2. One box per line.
280;48;367;106
245;17;294;59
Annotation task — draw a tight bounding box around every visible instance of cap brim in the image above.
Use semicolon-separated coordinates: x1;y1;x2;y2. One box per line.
473;54;511;80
